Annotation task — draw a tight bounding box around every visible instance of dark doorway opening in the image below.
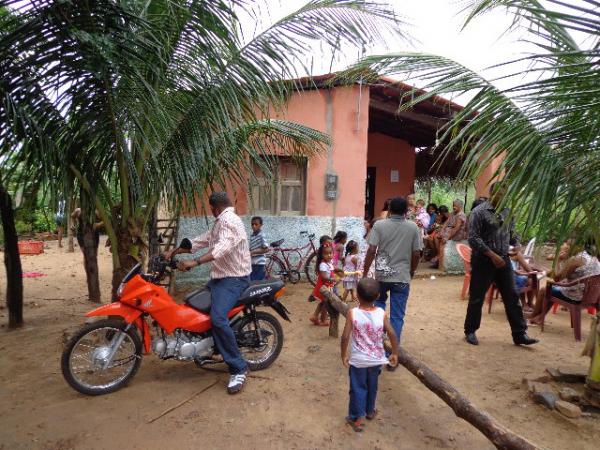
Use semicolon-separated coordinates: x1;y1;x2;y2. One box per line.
365;167;376;219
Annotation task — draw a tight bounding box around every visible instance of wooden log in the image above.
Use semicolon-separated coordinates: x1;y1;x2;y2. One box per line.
320;287;348;337
398;347;538;450
319;286;538;450
324;301;340;337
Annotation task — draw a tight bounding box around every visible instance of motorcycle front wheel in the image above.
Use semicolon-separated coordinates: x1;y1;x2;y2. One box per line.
61;318;142;396
236;311;283;371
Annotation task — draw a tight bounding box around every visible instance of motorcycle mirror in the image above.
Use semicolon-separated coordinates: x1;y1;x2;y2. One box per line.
179;238;192;251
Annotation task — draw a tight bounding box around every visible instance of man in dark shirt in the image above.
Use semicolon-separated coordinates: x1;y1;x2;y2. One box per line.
464;183;538;346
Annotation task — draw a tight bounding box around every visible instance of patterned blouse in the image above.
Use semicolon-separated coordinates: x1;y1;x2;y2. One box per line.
442;211;468;241
556;251;600;301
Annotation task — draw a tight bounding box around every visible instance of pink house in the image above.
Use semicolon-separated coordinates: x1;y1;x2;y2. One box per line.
177;74;477;283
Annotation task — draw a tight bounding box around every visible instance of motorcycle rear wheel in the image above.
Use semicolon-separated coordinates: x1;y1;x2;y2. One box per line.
61;318;142;396
236;311;283;371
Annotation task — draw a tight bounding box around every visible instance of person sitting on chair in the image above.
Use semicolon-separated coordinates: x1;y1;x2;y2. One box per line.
508;247;543;313
528;239;600;325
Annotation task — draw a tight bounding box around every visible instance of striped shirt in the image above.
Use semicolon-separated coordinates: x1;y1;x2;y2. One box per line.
249;230;268;265
190;207;251;279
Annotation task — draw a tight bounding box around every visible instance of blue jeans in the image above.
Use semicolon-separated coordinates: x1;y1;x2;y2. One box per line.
551;285;576;303
375;281;410;345
206;276;250;374
348;365;381;420
250;264;266;281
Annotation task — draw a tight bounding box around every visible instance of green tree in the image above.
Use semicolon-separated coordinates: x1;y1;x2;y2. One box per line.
1;1;403;312
344;0;600;409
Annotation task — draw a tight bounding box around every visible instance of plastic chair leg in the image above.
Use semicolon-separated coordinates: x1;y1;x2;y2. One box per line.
573;308;582;341
461;275;469;300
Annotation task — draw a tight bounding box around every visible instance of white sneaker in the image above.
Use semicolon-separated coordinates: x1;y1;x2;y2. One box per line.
227;371;248;394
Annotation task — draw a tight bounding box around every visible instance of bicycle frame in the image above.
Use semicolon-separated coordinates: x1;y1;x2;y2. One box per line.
273;239;315;271
267;232;317;278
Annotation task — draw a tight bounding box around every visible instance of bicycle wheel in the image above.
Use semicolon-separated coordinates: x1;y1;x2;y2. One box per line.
304;251;318;286
265;255;287;283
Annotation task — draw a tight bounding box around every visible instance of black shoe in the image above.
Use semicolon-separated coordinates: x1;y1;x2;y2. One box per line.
513;334;539;346
386;363;397;372
464;332;479;345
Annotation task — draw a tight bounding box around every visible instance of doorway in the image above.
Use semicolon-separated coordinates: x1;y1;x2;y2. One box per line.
365;167;376;219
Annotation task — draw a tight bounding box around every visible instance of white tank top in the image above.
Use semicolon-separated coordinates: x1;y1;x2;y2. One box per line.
349;307;389;368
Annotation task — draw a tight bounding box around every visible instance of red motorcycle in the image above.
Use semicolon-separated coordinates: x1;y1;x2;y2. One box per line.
61;239;289;395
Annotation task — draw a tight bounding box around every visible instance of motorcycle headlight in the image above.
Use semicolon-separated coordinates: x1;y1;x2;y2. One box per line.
117;282;125;297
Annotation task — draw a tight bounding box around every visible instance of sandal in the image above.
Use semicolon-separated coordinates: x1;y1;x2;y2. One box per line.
318;321;330;327
366;409;378;420
309;316;320;326
346;417;364;432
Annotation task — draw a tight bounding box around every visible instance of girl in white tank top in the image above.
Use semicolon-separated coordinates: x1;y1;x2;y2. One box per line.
348;307;389;368
341;278;399;431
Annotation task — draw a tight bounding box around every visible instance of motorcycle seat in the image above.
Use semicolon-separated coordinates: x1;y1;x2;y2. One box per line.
238;279;284;304
184;289;212;314
185;280;284;314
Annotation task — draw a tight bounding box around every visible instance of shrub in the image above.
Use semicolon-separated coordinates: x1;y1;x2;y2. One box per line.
15;220;33;236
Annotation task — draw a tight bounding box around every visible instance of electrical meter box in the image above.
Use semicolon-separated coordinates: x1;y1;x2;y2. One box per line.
325;173;338;200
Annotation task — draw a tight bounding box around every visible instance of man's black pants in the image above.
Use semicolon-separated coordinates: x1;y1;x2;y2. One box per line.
464;254;527;336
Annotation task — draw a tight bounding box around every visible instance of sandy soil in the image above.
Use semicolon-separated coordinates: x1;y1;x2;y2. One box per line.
0;238;599;450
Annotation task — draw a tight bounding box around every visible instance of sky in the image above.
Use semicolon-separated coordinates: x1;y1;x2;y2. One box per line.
236;0;586;105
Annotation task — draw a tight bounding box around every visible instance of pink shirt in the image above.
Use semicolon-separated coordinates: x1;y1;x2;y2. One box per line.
190;207;251;279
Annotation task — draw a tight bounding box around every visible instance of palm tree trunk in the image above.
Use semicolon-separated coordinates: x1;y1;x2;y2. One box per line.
111;227;139;301
0;183;24;328
80;223;101;303
585;313;600;407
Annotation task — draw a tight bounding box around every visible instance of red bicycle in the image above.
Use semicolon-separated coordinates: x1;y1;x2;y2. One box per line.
266;231;319;285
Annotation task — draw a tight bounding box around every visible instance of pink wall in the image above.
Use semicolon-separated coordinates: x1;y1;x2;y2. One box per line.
367;132;415;212
186;85;370;218
270;85;370;217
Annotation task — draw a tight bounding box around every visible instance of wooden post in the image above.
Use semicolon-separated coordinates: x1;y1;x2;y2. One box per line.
320;287;349;338
427;178;432;204
319;287;539;450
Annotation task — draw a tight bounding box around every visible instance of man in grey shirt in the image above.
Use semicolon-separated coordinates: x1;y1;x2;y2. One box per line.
363;197;422;364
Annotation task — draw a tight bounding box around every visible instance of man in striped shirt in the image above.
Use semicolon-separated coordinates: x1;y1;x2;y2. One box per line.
174;192;252;394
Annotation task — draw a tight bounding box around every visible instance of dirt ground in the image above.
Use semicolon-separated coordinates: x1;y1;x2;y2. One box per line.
1;238;599;450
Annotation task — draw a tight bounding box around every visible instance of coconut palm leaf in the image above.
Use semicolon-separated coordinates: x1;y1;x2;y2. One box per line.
340;0;600;247
1;0;407;293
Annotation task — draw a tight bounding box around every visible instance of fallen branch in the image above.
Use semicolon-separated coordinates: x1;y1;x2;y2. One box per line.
147;379;219;424
319;287;538;450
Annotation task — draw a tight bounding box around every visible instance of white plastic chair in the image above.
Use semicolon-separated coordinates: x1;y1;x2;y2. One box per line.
524;238;536;258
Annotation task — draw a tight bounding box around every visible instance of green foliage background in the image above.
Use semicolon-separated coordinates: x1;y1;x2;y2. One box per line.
415;179;476;212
